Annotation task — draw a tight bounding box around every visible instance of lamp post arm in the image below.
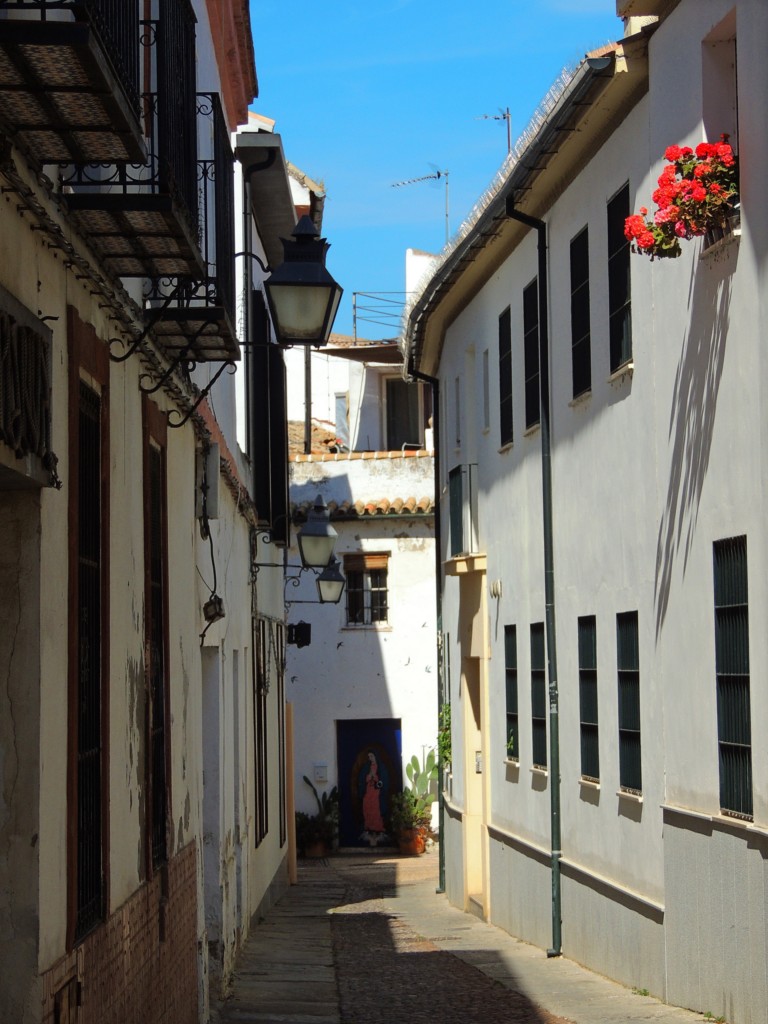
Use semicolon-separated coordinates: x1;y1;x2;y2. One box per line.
234;251;271;274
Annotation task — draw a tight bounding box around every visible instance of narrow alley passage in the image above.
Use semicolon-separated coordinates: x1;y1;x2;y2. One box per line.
213;854;703;1024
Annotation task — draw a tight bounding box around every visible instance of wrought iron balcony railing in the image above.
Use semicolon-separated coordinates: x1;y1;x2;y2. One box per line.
62;0;201;281
147;93;238;363
0;0;144;165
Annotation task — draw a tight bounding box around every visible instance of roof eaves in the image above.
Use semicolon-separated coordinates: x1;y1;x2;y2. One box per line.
403;29;654;376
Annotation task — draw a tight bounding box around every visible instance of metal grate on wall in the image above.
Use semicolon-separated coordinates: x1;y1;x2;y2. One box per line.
714;535;752;818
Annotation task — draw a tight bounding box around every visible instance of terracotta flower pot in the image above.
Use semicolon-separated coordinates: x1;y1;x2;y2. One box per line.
397;827;426;856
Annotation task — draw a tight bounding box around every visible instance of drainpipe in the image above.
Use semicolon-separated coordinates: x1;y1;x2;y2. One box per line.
505;198;562;957
407;361;445;894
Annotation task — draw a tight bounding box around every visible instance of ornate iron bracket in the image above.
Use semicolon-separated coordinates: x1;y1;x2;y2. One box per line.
167;360;236;428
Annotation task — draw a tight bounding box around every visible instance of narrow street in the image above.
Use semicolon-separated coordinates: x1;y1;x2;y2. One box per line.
214;853;703;1024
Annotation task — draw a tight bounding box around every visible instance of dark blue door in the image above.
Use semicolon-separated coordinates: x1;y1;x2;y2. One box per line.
336;718;402;847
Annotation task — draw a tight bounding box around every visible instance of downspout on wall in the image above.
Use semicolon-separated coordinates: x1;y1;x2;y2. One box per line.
406;361;444;894
505;198;562;958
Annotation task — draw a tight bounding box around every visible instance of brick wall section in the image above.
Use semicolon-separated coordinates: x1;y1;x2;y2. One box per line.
42;842;199;1024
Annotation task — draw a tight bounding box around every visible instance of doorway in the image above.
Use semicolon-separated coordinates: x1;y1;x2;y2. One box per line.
336;718;402;847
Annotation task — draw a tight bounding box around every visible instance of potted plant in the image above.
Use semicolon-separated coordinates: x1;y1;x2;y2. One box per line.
389;789;432;855
624;136;738;260
295;777;338;858
389;750;437;855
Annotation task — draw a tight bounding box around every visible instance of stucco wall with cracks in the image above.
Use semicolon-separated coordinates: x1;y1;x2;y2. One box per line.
0;490;41;1024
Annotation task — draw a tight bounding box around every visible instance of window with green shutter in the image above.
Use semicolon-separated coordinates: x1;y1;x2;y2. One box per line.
607;183;632;372
498;306;513;446
570;227;591;398
530;623;546;768
617;611;641;793
523;279;540;430
504;625;518;760
578;615;599;781
713;536;752;819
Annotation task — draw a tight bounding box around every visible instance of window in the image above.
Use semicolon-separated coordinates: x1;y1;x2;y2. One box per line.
570;227;591;398
454;375;461;447
530;623;546;768
504;626;519;760
617;611;641;793
702;13;738;152
448;465;464;557
578;616;599;781
250;308;288;541
143;400;170;869
523;279;540;429
607;183;632;372
385;376;420;450
335;392;349;450
276;623;287;845
482;348;490;433
344;553;389;625
75;382;105;938
253;618;268;844
713;536;752;818
498;306;513;446
67;308;109;944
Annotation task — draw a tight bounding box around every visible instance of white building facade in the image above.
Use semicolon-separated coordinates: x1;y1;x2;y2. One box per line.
403;2;768;1022
285;344;438;848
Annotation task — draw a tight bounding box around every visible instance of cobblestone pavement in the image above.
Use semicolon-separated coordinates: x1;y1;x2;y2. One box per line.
215;851;706;1024
331;855;567;1024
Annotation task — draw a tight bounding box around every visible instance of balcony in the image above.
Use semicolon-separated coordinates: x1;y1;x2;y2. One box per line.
62;0;201;281
146;93;238;362
60;2;238;362
0;0;144;166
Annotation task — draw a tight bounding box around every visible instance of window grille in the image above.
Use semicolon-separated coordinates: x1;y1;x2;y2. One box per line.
530;623;546;768
276;623;287;845
254;617;269;845
713;536;752;818
570;227;591;398
147;443;168;868
617;611;641;792
504;625;519;760
75;382;104;938
607;183;632;372
448;465;464;556
578;615;599;781
523;279;540;429
344;553;389;625
498;306;513;446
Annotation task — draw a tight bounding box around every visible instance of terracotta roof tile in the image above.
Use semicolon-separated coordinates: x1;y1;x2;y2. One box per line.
291;495;434;520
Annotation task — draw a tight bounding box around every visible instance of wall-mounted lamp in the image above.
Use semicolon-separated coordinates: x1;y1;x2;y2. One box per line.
264;217;343;348
236;216;343;349
315;555;345;605
297;494;338;569
250;495;346;607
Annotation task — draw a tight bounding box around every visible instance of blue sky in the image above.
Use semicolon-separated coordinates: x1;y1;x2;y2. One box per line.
249;1;623;338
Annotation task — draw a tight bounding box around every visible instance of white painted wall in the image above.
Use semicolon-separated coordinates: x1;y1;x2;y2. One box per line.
287;456;437;834
426;2;768;1020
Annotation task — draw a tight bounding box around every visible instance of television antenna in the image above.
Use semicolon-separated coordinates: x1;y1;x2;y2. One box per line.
476;106;511;154
391;165;450;246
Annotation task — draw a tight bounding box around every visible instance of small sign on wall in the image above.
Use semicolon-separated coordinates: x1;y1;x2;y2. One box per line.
475;750;483;773
313;763;328;785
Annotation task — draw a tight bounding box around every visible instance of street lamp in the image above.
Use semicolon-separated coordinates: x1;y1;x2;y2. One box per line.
316;555;345;604
296;494;338;570
264;216;343;347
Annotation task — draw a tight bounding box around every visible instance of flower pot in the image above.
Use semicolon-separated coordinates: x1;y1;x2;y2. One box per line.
397;827;427;856
303;840;330;859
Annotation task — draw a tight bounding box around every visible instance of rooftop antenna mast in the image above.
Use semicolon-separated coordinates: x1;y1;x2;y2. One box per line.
392;166;450;246
476;106;511;154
